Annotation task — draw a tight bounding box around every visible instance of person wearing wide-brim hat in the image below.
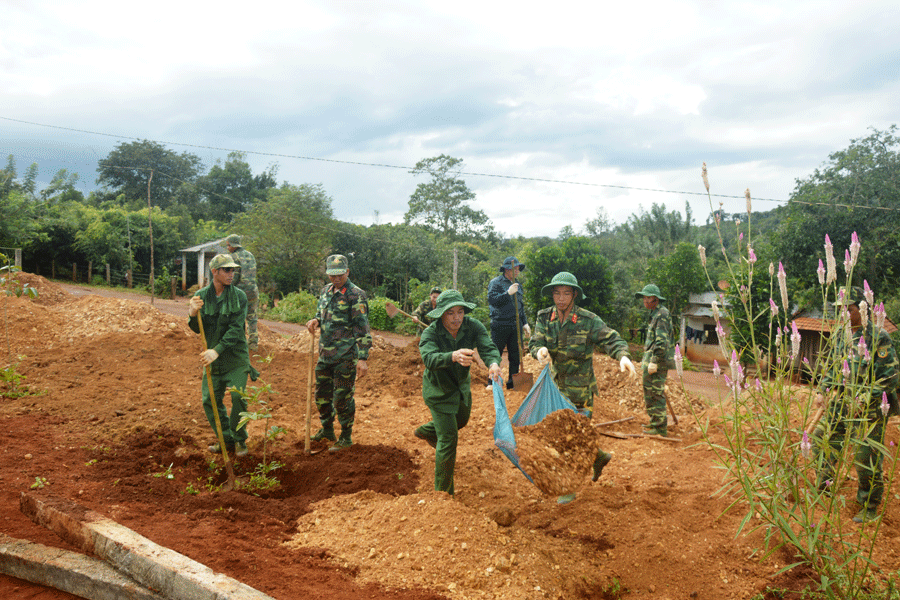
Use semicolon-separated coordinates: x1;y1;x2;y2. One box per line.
415;290;502;495
812;285;900;524
529;271;636;485
412;286;444;328
634;284;673;436
487;256;530;390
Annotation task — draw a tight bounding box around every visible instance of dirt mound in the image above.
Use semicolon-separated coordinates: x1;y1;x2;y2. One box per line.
4;271;73;305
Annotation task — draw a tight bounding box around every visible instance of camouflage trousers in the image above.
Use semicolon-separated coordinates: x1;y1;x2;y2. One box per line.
242;286;259;349
642;356;667;429
314;358;357;434
813;399;886;509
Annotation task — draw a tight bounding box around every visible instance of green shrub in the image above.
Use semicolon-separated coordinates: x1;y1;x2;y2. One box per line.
264;291;318;324
367;296;394;332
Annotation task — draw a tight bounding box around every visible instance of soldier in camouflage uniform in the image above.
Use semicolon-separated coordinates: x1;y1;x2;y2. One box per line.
226;234;259;352
529;272;637;483
412;286;443;328
813;286;899;523
635;284;672;436
305;254;372;452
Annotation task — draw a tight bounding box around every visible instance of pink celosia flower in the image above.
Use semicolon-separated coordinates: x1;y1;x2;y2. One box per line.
778;262;788;315
824;235;836;285
817;259;825;285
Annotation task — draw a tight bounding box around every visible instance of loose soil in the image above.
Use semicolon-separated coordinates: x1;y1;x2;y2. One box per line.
3;272;900;599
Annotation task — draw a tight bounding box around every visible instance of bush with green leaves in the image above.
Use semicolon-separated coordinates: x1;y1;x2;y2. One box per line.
367;296;394;332
263;290;318;324
680;165;900;600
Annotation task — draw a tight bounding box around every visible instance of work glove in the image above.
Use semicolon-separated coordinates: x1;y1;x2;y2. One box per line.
200;349;219;366
536;347;550;362
619;356;637;378
507;283;519;296
189;295;204;317
647;362;658;375
522;324;531;338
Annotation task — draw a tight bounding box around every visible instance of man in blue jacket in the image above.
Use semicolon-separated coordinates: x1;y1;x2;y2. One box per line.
487;257;530;389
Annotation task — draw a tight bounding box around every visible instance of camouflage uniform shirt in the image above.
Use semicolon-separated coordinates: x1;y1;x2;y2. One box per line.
315;280;372;364
414;298;437;326
529;305;630;407
642;305;672;367
819;321;899;402
230;248;258;295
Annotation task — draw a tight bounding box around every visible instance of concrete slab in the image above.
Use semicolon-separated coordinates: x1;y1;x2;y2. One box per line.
0;533;164;600
20;493;275;600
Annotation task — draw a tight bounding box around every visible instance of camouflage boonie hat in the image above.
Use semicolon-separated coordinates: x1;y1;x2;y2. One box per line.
209;254;239;270
426;290;476;319
226;234;242;247
635;284;666;301
429;286;443;295
541;272;586;301
499;256;525;272
326;254;349;275
834;286;865;307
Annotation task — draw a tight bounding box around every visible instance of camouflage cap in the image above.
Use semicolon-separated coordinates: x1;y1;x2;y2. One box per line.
541;271;586;301
429;286;443;295
426;289;476;319
635;284;666;301
226;234;242;247
209;254;239;270
326;254;349;275
834;286;865;307
499;256;525;272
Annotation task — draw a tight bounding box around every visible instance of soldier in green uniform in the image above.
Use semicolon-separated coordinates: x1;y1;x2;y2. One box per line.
415;290;502;495
529;272;636;483
412;286;443;327
305;254;372;452
226;234;259;352
188;254;257;457
813;286;899;523
635;284;672;436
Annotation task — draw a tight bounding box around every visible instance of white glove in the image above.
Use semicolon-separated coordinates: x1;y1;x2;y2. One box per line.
620;356;636;378
507;283;519;296
523;324;531;337
189;295;204;317
200;349;219;366
536;347;549;362
647;362;658;375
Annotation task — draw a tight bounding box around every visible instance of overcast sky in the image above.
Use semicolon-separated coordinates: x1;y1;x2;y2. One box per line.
2;0;898;238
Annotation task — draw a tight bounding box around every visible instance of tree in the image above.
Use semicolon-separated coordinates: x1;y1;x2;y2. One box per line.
646;241;706;318
231;183;334;296
619;202;694;256
404;155;494;240
96;140;203;210
524;236;615;324
771;125;900;294
194;152;278;221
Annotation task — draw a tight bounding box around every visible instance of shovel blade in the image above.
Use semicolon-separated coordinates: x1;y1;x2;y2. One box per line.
510;372;533;391
385;302;400;319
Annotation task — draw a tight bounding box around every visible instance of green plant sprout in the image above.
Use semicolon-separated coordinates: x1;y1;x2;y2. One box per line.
233;381;285;493
152;463;175;479
30;477;48;489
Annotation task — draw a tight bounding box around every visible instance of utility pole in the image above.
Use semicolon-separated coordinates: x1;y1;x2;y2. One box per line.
147;170;154;305
453;247;458;290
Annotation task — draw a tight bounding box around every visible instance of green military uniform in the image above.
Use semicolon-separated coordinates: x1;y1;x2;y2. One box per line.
813;288;899;521
189;278;254;449
414;299;437;326
313;265;372;445
417;290;501;495
636;284;672;435
226;234;259;351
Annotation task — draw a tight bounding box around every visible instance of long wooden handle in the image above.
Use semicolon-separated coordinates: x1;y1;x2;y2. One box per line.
196;314;235;485
305;331;316;453
805;405;826;435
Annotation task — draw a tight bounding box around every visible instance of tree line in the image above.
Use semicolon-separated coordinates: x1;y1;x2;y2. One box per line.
2;127;899;343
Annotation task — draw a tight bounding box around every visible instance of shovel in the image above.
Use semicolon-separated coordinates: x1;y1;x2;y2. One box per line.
385;301;425;330
305;330;317;454
510;294;533;391
196;315;236;492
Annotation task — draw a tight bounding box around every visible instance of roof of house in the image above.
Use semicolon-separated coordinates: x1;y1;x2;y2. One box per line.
180;238;227;253
793;316;898;334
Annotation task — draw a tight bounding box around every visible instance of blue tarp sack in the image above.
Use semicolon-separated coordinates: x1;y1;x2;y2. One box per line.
491;364;577;484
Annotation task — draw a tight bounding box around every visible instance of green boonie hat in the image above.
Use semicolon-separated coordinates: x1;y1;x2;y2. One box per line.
209;254;239;270
541;272;586;302
834;286;865;306
326;254;349;275
226;234;241;247
635;284;666;301
429;286;443;295
499;256;525;272
426;289;476;320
